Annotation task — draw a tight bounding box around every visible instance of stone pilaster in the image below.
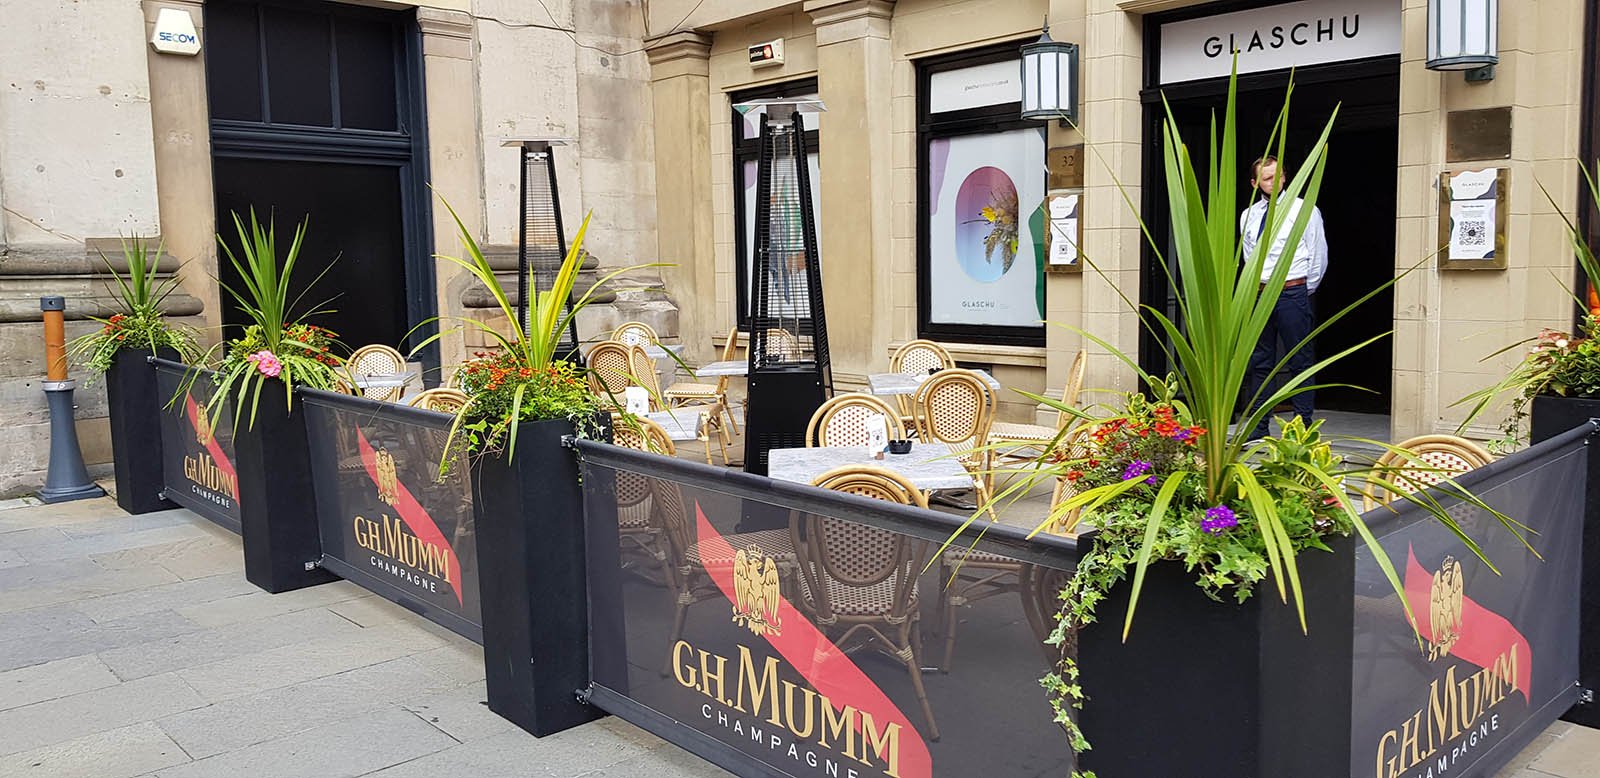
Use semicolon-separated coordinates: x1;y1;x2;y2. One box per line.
646;31;717;361
804;0;895;388
418;8;480;372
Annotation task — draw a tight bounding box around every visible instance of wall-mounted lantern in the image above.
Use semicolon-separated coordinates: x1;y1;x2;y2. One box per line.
1020;21;1078;125
1426;0;1497;82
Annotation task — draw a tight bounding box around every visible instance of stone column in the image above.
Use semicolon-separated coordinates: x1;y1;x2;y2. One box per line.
646;31;717;362
144;0;220;339
805;0;895;388
417;8;480;373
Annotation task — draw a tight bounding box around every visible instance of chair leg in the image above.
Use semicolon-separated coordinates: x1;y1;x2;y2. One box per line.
722;395;741;435
662;600;690;677
903;621;941;741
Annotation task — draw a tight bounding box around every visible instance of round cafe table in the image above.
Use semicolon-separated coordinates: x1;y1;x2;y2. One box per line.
866;369;1002;397
766;442;974;493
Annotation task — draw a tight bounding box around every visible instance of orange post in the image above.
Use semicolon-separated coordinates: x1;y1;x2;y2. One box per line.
42;300;67;380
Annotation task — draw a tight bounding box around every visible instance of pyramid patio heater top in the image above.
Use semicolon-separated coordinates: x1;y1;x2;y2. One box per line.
501;138;582;365
737;99;831;475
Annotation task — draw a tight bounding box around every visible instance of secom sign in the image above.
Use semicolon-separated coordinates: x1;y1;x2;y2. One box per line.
1157;0;1400;85
150;8;201;56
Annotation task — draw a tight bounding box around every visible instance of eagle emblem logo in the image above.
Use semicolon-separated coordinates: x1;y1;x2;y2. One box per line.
374;447;400;507
732;545;783;637
194;409;213;446
1427;556;1465;662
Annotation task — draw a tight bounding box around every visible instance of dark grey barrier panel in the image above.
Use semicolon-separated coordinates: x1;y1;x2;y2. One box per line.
574;438;1079;778
301;388;483;644
1350;422;1591;778
152;358;241;533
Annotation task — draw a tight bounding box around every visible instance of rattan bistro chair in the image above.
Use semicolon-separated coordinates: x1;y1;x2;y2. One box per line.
804;393;905;447
347;344;408;403
991;350;1087;462
801;466;940;741
631;345;729;465
611;415;677;581
1361;434;1495;512
613;321;658;348
406;388;469;414
586;341;635;407
889;339;954;428
912;369;998;496
665;327;742;435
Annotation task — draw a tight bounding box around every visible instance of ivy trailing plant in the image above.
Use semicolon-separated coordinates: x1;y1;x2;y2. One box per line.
66;236;202;379
1456;160;1600;450
415;195;662;466
946;71;1522;776
197;210;346;430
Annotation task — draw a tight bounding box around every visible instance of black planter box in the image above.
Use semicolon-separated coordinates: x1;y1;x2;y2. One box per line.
1531;393;1600;727
105;348;178;515
233;379;337;593
1075;536;1354;776
472;417;608;737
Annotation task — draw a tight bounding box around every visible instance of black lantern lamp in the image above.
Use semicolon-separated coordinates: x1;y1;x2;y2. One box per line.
1020;19;1078;125
1426;0;1498;82
500;137;583;364
732;98;830;476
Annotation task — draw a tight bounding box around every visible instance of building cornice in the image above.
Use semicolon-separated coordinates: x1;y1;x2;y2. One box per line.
804;0;895;45
645;31;714;79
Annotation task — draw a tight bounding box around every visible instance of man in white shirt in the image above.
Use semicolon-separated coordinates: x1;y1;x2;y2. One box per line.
1239;156;1328;439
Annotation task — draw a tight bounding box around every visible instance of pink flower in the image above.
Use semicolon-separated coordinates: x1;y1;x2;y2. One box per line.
246;350;282;378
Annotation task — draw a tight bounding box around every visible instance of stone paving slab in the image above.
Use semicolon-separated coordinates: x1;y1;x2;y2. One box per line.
0;495;1590;778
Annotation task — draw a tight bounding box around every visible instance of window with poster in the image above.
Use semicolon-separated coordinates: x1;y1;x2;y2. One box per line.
732;79;822;329
917;45;1047;347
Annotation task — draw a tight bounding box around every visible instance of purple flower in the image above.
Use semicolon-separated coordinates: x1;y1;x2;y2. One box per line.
1121;460;1153;483
1200;504;1238;534
1174;428;1194;442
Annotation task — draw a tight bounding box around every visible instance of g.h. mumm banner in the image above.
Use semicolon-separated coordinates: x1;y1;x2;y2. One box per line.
154;359;241;533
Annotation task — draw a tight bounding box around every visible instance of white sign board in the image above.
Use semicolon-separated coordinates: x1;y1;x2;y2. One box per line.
1158;0;1400;85
1048;194;1080;267
150;8;201;56
929;59;1021;113
1447;169;1497;261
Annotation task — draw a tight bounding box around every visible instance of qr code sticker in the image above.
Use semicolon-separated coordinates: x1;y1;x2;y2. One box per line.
1459;221;1488;247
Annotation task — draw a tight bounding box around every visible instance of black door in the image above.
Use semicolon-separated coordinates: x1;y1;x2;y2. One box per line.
1140;63;1399;414
205;0;433;366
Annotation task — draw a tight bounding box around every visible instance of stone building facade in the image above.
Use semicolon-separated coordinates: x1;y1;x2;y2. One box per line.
0;0;669;496
644;0;1596;441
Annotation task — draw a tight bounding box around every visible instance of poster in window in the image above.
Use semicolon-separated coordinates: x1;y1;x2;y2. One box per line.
927;127;1046;328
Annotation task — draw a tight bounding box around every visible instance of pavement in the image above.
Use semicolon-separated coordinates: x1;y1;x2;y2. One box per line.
0;492;1596;778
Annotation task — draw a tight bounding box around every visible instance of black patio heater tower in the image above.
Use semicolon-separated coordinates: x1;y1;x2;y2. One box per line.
740;100;831;475
503;138;582;365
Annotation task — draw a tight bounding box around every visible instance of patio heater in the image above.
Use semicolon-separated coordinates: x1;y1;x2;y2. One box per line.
737;99;830;476
502;138;582;364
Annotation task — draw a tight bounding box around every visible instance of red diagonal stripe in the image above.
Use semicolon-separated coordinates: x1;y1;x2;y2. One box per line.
1404;546;1532;701
357;430;463;607
183;393;239;500
694;503;933;778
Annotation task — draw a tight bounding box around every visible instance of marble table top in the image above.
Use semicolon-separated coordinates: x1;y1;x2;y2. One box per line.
640;344;685;360
352;369;420;389
767;442;974;492
644;409;705;441
866;369;1001;397
693;360;749;378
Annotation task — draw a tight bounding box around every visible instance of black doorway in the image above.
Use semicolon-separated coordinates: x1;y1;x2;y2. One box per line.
1139;61;1399;414
205;0;434;368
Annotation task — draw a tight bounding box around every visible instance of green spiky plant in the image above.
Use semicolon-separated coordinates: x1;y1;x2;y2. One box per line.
414;195;664;463
1455;160;1600;448
199;210;345;431
942;72;1523;772
66;236;203;379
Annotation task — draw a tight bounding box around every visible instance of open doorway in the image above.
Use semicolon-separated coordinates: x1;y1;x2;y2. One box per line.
1139;63;1399;415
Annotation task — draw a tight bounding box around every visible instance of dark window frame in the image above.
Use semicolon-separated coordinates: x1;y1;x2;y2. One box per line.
730;78;821;329
915;43;1047;348
204;0;437;374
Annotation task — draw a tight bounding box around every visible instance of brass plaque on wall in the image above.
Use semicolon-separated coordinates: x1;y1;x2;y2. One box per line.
1446;107;1512;162
1048;146;1084;190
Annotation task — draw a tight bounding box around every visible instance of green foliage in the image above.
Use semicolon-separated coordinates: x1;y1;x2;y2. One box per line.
1456;160;1600;448
200;211;345;430
416;193;663;462
65;236;202;379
